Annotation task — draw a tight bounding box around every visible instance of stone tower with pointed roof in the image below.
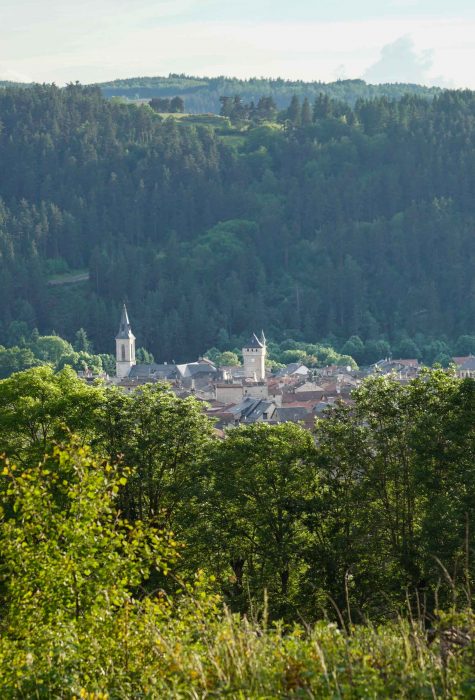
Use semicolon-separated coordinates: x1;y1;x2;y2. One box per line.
242;332;266;382
116;304;136;379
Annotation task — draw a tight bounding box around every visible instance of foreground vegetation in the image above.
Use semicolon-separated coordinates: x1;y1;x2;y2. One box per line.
1;443;475;698
0;366;474;695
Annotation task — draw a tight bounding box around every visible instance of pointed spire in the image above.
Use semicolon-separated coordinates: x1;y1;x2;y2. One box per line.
120;303;130;327
116;304;135;340
245;333;264;349
260;329;267;346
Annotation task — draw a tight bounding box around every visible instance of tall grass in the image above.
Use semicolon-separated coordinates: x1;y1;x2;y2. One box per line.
2;604;474;698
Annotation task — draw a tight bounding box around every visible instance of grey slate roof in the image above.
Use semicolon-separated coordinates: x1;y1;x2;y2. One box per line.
244;333;264;349
228;397;258;417
128;363;178;380
244;400;274;423
274;407;310;423
275;363;309;378
116;304;135;340
229;397;275;423
176;361;217;379
460;356;475;371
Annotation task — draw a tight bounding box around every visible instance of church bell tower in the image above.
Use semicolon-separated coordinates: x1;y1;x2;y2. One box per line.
115;304;136;379
242;331;267;382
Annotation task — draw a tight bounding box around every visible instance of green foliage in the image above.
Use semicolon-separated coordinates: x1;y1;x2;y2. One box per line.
1;444;475;696
207;338;358;368
0;443;173;626
364;338;391;364
215;350;241;366
99;73;441;112
454;335;475;356
1;84;475;361
31;334;73;363
336;354;358;368
265;357;286;370
286;95;302;126
201;423;318;618
314;370;475;617
393;337;422;360
96;383;215;528
0;345;41;378
5;321;31;346
56;350;103;374
149;96;185;113
0;369;475;695
280;348;310;364
0;442;214;697
0;330;108;378
98;352;116;375
277;341;354;369
0;366;103;465
340;335;365;364
74;327;92;352
136;346;155;363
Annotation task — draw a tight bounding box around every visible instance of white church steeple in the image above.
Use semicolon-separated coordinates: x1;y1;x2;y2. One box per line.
115;304;136;379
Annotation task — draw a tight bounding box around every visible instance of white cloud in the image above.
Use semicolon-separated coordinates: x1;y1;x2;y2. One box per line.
364;36;433;84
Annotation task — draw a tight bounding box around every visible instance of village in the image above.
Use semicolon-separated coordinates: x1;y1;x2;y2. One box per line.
96;305;475;432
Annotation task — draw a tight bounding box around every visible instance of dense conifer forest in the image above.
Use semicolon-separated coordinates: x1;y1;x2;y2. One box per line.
0;83;475;361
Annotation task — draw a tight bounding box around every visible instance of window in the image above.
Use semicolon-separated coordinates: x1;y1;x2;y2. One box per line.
121;344;126;361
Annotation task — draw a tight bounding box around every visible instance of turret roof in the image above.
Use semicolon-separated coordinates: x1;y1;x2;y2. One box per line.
244;333;264;349
116;304;135;340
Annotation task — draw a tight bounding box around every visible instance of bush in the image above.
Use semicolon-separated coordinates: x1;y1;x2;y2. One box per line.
1;440;475;697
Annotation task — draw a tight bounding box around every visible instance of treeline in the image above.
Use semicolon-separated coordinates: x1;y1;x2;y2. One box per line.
206;338;358;370
0;326;116;378
97;73;441;113
149;95;185;113
218;93;342;125
0;326;359;379
209;334;475;369
1;84;475;359
219;94;278;122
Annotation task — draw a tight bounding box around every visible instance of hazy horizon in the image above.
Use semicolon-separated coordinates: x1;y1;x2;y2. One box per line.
1;0;474;88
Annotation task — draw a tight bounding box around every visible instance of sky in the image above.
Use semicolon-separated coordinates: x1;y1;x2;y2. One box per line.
1;0;475;87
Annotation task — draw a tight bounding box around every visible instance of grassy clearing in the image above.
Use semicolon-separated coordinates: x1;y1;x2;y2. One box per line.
155;112;228;128
155;111;194;119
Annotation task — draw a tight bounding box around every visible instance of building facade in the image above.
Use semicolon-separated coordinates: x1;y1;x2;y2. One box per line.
242;332;266;382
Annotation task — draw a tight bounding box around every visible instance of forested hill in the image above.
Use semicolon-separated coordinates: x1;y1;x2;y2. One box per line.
97;74;441;113
0;83;475;362
0;80;34;90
